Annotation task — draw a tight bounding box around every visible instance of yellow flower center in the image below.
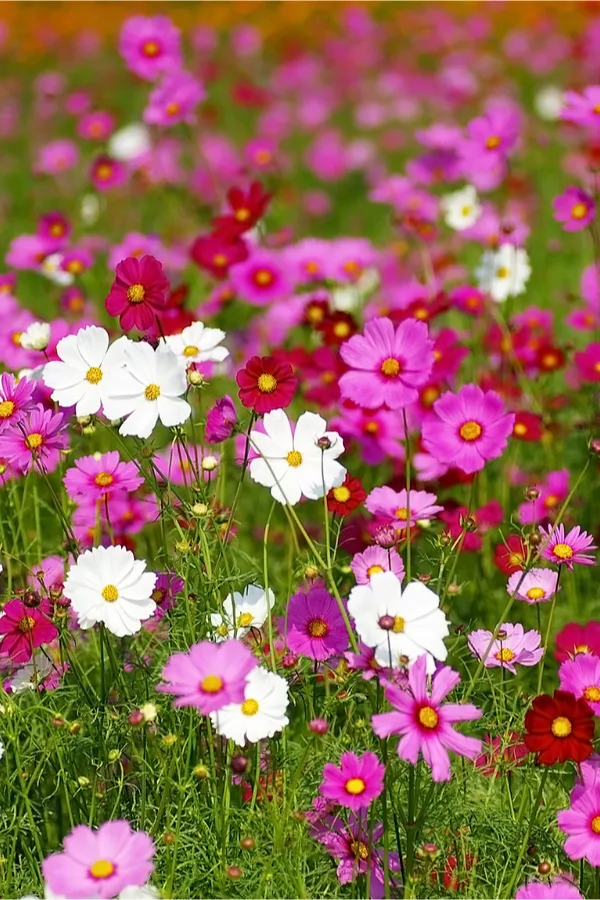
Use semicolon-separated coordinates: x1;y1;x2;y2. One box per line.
381;357;401;378
495;648;515;662
18;616;36;633
142;40;160;57
90;860;115;879
574;644;590;656
126;284;145;304
418;706;439;729
364;421;379;434
254;269;273;287
166;102;180;116
461;205;472;217
526;587;545;601
345;777;366;795
94;472;114;487
367;565;384;577
486;135;501;150
392;616;405;633
572;202;588;220
395;507;409;520
459;420;482;442
584;686;600;703
144;383;161;401
552;543;573;560
286;450;303;467
102;584;119;603
25;433;43;450
332;485;351;503
333;321;351;338
0;400;15;418
237;612;254;628
85;366;103;384
213;253;227;267
257;373;277;393
496;265;509;278
241;698;259;716
308;618;328;637
551;716;572;737
350;840;370;860
255;149;272;165
235;208;250;222
216;624;229;637
201;675;223;693
96;164;113;181
514;422;528;436
183;345;199;357
592;816;600;834
12;332;22;346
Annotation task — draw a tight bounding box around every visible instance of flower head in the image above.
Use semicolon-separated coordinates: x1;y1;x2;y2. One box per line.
205;395;237;443
507;568;560;604
558;783;600;867
516;880;583;900
468;623;543;674
229;250;291;306
539;523;597;569
210;584;274;641
555;621;600;663
210;666;289;745
105;255;169;332
559;654;600;715
164;321;229;368
158;639;257;714
350;546;405;586
320;751;385;812
119;15;182;80
144;70;205;127
0;404;68;473
524;690;595;765
553;187;595;231
365;486;443;527
0;372;36;433
475;245;531;302
237;355;298;414
283;587;349;661
64;451;144;501
0;598;57;664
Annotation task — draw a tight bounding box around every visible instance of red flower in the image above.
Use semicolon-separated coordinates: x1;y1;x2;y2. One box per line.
0;598;58;664
303;296;331;328
524;690;595;765
493;535;527;574
535;344;566;373
236;355;298;414
555;622;600;663
512;411;544;442
327;474;367;516
317;311;358;346
105;255;169;332
212;181;272;238
189;233;248;279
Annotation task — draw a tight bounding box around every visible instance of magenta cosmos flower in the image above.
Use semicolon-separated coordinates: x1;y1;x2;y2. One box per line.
558;783;600;866
561;86;600;129
468;623;543;674
0;372;36;433
157;639;256;715
339;316;434;410
574;342;600;383
0;405;68;474
105;255;169;332
372;654;482;782
205;395;237;443
365;486;443;527
516;880;583;900
315;814;401;897
553;187;595;232
350;546;404;585
42;820;155;899
559;654;600;715
0;598;57;664
507;567;560;604
64;451;144;501
539;523;597;569
229;250;291;306
144;70;205;127
320;751;385;812
119;15;182;81
422;384;515;475
283;587;349;661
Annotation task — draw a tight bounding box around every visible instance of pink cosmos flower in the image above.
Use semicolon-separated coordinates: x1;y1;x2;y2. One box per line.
0;373;36;433
205;395;237;443
344;642;384;681
518;468;569;524
571;754;600;804
77;110;115;141
144;70;205;127
0;598;57;664
516;881;583;900
153;445;219;486
574;342;600;383
339;317;434;410
561;86;600;129
0;405;68;474
468;623;543;674
539;523;597;569
28;555;65;592
229;250;291;306
36;139;79;175
330;404;405;465
365;486;443;527
320;751;385;812
350;546;405;585
558;783;600;866
553;187;595;231
119;15;182;81
372;654;482;782
42;820;155;899
64;451;144;501
314;814;401;898
559;654;600;715
507;567;560;604
422;384;515;475
157;639;256;715
283;587;349;661
90;155;127;192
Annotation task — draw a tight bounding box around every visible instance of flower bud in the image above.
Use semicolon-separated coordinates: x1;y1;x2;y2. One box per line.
107;749;120;763
23;589;41;609
201;455;219;472
528;531;542;548
20;321;51;351
193;764;210;780
69;722;81;735
240;837;256;851
77;776;90;787
163;832;175;845
590;438;600;455
316;436;332;450
496;629;508;640
538;861;552;875
140;703;157;722
129;710;144;726
373;525;397;549
191;503;209;517
231;754;248;774
309;717;329;735
188;369;205;386
304;565;319;580
226;866;243;880
525;486;540;501
378;614;395;630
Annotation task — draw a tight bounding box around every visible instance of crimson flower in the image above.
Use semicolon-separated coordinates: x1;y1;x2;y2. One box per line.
327;474;367;516
512;411;544;442
236;355;298;414
0;598;58;664
524;690;594;765
105;255;169;332
317;311;358;346
212;181;272;238
493;535;527;574
189;233;248;279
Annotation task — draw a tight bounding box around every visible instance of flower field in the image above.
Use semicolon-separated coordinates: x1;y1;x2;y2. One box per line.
0;4;599;899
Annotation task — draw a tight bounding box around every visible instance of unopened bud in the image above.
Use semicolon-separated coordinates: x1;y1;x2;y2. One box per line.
107;749;120;763
304;565;319;579
191;503;208;517
525;487;540;501
373;524;398;548
240;837;255;851
231;754;248;774
528;531;542;548
193;764;210;779
378;614;395;631
538;861;552;875
23;589;41;609
226;866;243;880
496;629;508;640
163;832;175;845
129;710;144;726
188;370;205;386
309;718;328;735
316;436;332;450
201;455;219;472
590;438;600;455
77;776;90;787
69;722;81;735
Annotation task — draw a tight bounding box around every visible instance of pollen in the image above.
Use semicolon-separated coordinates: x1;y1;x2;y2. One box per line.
421;386;440;407
308;618;328;637
142;40;161;57
102;584;119;603
486;135;501;150
552;543;573;560
257;373;277;393
286;450;303;467
254;269;274;287
395;507;409;521
94;472;114;487
332;485;351;502
235;208;251;222
183;345;199;357
513;422;528;436
144;383;161;401
367;565;384;576
459;420;482;442
241;698;259;716
0;400;15;418
201;675;223;693
526;587;545;601
392;615;405;633
364;421;379;434
85;366;103;384
345;777;366;795
212;254;227;267
12;332;22;345
418;706;439;729
25;433;43;450
96;164;113;181
333;321;351;338
584;685;600;703
166;102;180;116
381;357;401;377
551;716;572;737
89;860;115;879
127;284;145;304
592;816;600;834
495;648;515;662
18;616;36;633
237;612;254;628
495;265;509;278
350;840;370;861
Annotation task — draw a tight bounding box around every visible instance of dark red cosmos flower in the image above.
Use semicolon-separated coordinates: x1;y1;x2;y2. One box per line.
493;535;527;574
190;233;248;279
303;296;331;328
236;355;298;414
524;690;595;765
0;598;58;664
512;411;544;442
105;255;169;332
555;622;600;663
535;344;566;373
327;474;366;516
317;311;358;346
212;181;272;238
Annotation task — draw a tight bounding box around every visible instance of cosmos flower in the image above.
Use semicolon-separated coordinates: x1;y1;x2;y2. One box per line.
63;451;144;500
558;784;600;867
119;15;182;81
144;70;205;127
515;881;583;900
440;184;482;230
205;395;237;443
0;404;68;473
553;187;595;231
559;654;600;715
0;372;36;433
210;584;274;641
539;523;597;569
236;355;298;414
282;586;349;661
555;622;600;663
365;486;443;527
467;623;543;673
0;598;57;664
326;474;367;516
210;666;289;745
313;814;401;896
507;568;560;604
524;690;594;765
164;321;229;368
105;255;169;332
229;250;291;306
320;751;385;812
350;546;405;585
475;245;531;302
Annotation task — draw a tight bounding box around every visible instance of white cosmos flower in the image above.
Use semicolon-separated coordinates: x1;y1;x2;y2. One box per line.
210;584;275;641
348;571;449;673
20;321;51;351
108;123;151;162
475;244;531;303
440;185;482;231
535;85;564;121
211;667;289;745
11;652;54;693
80;194;100;226
164;321;229;369
63;545;157;637
249;409;346;506
43;326;129;417
40;254;74;287
102;341;191;440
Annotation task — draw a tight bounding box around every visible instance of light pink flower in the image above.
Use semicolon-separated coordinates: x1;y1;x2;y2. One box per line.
157;639;256;714
350;546;405;585
468;623;544;674
539;523;597;569
365;486;443;526
507;568;560;604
